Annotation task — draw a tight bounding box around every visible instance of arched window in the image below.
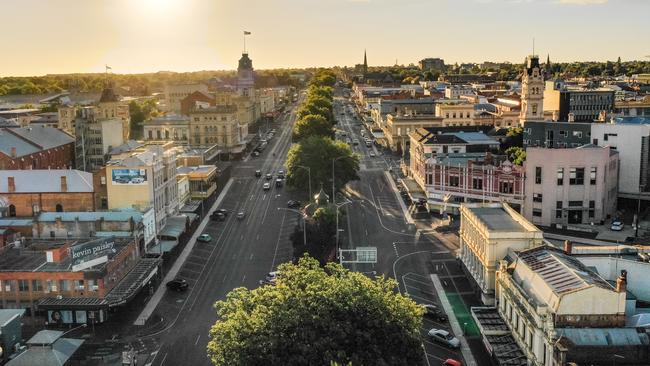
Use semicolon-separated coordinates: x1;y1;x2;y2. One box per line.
55;204;63;212
8;204;16;217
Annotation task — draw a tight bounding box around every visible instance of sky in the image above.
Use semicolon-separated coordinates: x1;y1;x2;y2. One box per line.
1;0;649;76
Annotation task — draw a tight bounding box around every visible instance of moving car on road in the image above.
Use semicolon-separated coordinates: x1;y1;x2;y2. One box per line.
263;182;271;190
276;179;283;187
277;170;285;179
210;212;226;221
427;328;460;349
197;234;212;243
236;212;245;220
166;278;188;292
265;173;273;180
442;359;462;366
287;200;301;208
255;170;262;177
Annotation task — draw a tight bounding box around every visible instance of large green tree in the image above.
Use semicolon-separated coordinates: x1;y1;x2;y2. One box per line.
291;207;339;263
297;102;332;122
293;114;334;141
506;146;526;166
207;256;425;366
286;136;360;194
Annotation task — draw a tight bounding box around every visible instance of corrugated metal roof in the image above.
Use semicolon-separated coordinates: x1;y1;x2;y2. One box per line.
6;126;74;150
0;170;93;193
37;211;143;223
559;328;649;347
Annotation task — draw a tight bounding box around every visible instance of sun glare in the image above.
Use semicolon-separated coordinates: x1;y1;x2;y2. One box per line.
139;0;180;15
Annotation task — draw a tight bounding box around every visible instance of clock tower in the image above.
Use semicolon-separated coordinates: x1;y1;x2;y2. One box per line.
519;55;545;125
237;52;255;98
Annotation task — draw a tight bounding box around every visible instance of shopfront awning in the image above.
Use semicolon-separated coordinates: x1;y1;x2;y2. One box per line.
148;240;178;254
37;297;108;311
399;178;427;201
180;200;202;214
105;257;161;307
158;216;188;240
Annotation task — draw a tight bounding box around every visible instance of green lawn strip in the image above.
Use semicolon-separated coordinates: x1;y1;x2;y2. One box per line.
446;293;480;337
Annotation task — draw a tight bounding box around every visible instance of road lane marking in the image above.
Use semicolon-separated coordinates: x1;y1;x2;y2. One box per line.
242;275;246;282
249;253;254;260
270;212;287;272
194;334;201;346
256;234;260;241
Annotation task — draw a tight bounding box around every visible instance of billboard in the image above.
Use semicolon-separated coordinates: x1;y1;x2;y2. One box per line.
111;168;148;185
71;237;117;272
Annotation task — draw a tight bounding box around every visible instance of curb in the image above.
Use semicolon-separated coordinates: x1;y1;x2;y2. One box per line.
134;178;235;326
383;170;415;225
430;274;477;366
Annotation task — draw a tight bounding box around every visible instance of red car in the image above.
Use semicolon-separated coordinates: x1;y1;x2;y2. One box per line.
442;359;461;366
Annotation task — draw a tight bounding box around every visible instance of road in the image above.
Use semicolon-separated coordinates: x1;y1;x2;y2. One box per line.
148;102;304;366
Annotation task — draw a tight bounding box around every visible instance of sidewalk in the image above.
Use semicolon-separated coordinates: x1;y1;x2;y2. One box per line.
431;274;478;366
133;178;234;326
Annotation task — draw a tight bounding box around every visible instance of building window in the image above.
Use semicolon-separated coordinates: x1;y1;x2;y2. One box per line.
535;167;542;184
533;193;543;203
532;209;542;217
46;280;57;293
148;130;153;139
500;181;514;194
75;280;85;291
557;168;564;185
449;176;460;187
532;104;538;115
556;201;563;218
569;167;584;185
4;280;15;292
569;200;583;207
55;204;63;212
573;131;583;138
589;200;595;218
18;280;29;292
472;178;483;190
31;280;43;292
590;167;597;185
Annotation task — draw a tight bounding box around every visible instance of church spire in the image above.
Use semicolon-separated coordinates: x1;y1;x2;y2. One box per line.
363;49;368;75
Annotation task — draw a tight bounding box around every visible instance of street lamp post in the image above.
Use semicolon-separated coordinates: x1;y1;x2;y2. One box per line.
335;200;354;260
295;165;312;201
277;208;306;247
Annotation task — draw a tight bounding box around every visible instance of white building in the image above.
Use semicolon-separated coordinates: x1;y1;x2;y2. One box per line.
590;122;650;201
444;85;474;99
459;203;543;305
164;84;209;113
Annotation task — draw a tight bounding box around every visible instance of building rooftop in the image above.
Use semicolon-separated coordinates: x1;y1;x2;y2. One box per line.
517;246;613;296
0;127;74;158
0;309;25;327
144;113;190;125
557;328;649;347
37;211;143;223
0;170;93;193
467;206;529;232
8;331;83;366
189;105;237;114
108;140;144;155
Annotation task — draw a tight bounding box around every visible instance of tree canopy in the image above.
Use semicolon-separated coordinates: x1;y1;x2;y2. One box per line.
506;146;526;166
207;256;425;366
286;136;360;194
291;206;339;263
293;114;334;141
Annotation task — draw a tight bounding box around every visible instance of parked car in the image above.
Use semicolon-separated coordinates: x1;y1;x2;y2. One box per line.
215;209;228;216
166;279;189;292
369;152;376;157
210;212;226;221
237;212;245;220
422;304;448;322
255;170;262;177
265;173;273;180
428;328;460;349
265;271;278;282
263;182;271;190
442;359;462;366
611;220;624;231
252;151;260;157
287;200;301;209
197;234;212;243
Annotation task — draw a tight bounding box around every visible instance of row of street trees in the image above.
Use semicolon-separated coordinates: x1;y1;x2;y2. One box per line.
285;71;359;263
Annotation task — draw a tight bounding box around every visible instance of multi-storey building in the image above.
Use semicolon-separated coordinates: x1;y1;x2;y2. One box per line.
0;127;74;170
75;107;124;172
459;203;543;305
418;58;445;71
613;96;650;117
444;85;474;99
495;246;633;366
524;145;618;226
544;80;615;122
163;83;209;113
435;101;476;126
188;104;245;152
382;114;443;152
522;120;592;148
143;114;191;145
0;170;95;217
591;122;650;203
105;144;179;246
519;55;546;125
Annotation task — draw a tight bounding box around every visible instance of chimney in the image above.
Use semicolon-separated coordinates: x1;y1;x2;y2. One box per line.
7;177;15;193
60;176;68;192
563;240;573;254
616;270;627;293
10;147;16;158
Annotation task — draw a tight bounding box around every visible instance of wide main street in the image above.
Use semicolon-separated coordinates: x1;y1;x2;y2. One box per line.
142;90;473;366
147;100;305;366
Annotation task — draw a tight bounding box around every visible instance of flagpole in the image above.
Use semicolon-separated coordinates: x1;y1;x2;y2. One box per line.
243;32;246;53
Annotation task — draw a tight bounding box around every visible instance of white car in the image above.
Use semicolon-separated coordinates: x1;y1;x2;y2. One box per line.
611;220;624;231
263;182;271;190
427;328;460;349
369;152;376;157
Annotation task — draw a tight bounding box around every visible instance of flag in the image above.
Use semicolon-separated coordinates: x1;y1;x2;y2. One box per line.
105;65;112;70
244;31;251;35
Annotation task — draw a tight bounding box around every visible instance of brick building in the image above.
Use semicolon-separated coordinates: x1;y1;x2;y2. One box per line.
0;237;160;322
180;91;215;116
0;127;75;170
0;170;95;217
